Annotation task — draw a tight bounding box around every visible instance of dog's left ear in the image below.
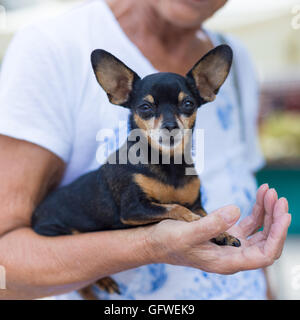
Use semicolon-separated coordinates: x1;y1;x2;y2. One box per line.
91;49;140;106
186;45;233;103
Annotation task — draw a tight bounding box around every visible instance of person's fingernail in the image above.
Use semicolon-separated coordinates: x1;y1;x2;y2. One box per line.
274;189;278;199
277;197;288;213
281;197;288;212
221;206;240;224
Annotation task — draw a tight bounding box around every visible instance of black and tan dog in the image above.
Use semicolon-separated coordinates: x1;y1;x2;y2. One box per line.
32;45;240;299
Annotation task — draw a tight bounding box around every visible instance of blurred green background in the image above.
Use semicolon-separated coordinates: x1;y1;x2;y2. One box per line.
257;168;300;233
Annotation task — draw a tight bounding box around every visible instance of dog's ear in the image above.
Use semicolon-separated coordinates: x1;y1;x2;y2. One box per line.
186;45;233;103
91;49;140;106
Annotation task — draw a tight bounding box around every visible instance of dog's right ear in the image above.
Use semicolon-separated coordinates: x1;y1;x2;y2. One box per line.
91;49;140;107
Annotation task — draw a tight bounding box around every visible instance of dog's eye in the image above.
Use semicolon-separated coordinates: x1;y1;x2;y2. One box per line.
183;100;195;110
139;104;153;112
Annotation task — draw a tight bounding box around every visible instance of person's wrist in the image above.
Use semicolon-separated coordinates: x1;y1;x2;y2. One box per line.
131;225;163;265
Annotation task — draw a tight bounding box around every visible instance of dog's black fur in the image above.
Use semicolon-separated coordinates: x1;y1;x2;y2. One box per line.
31;45;240;297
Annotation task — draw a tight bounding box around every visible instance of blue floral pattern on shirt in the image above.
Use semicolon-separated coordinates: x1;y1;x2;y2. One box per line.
217;101;233;130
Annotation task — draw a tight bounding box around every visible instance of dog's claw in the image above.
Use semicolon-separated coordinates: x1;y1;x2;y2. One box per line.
95;277;121;295
212;232;241;247
232;238;241;247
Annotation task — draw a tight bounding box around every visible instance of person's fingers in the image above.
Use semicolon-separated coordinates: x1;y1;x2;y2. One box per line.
274;215;291;260
272;198;291;259
262;188;278;236
274;197;288;218
238;184;269;237
282;197;289;212
247;230;266;245
221;208;291;273
183;205;241;245
249;197;290;245
257;183;270;205
264;212;291;261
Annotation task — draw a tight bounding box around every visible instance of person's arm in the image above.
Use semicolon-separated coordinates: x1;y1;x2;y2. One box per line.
0;135;154;299
0;135;291;299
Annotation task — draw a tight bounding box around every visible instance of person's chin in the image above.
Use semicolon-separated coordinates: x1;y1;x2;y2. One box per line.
162;0;228;28
175;0;224;10
161;1;213;28
181;0;211;8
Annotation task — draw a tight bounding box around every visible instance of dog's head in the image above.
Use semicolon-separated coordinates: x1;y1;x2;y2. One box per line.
91;46;232;153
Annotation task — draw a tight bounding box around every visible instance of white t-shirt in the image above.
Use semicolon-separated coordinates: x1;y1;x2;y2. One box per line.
0;0;266;299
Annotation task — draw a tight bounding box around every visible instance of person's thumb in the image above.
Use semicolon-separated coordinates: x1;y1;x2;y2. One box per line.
184;205;241;245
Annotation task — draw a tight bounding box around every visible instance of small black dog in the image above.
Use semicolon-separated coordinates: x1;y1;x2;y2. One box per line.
32;45;240;299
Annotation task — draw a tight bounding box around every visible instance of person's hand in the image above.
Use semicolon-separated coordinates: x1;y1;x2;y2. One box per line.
145;184;291;274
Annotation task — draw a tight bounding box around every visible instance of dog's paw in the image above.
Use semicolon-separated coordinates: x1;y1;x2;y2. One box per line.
211;232;241;247
95;277;121;294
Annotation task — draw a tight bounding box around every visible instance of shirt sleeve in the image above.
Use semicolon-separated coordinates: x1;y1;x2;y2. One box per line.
0;26;73;162
223;34;266;173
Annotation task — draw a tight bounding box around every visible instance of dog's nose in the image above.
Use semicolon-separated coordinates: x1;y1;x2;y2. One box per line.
162;121;179;132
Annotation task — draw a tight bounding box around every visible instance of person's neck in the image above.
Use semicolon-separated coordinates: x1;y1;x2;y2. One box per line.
105;0;212;74
107;0;200;48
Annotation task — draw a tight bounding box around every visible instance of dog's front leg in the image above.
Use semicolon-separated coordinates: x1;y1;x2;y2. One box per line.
120;201;201;226
191;203;241;247
120;199;240;247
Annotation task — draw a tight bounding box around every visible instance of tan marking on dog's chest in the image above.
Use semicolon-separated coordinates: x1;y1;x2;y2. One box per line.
134;174;200;205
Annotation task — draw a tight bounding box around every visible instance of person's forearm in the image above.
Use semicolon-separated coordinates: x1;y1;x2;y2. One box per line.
0;226;154;299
